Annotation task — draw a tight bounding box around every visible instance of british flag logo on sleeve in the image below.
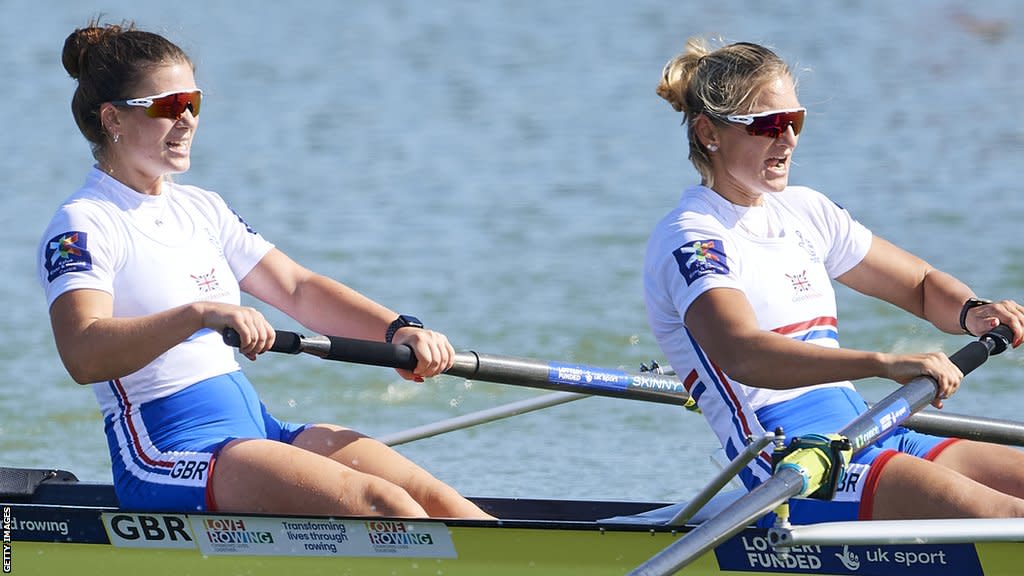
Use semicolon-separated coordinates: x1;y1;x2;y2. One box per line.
672;239;729;285
44;231;93;282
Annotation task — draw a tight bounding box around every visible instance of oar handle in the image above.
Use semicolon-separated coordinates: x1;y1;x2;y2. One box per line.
222;328;417;369
949;324;1012;375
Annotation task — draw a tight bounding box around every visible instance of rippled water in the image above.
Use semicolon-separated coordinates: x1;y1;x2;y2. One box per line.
1;0;1022;502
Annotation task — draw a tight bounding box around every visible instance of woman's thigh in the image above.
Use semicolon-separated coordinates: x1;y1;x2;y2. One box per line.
930;439;1024;498
211;437;427;517
871;450;1024;519
291;424;437;486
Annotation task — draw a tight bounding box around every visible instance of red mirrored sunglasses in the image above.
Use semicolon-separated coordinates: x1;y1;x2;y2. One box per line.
719;107;805;138
110;89;203;120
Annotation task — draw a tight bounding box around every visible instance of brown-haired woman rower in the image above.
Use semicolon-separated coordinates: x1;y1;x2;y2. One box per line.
40;20;491;519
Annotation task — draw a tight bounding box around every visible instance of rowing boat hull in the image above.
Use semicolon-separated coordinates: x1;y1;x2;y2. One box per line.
3;482;1021;575
9;521;1021;576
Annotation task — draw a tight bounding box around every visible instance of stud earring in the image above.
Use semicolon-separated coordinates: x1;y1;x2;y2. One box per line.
112;134;120;144
707;143;718;152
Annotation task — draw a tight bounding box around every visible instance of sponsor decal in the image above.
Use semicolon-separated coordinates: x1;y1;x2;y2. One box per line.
102;513;196;549
715;530;983;575
200;517;274;553
547;363;685;395
44;231;92;282
364;520;436;552
281;519;349;555
853;399;911;451
192;515;456;558
873;399;910;436
5;510;69;537
673;239;729;285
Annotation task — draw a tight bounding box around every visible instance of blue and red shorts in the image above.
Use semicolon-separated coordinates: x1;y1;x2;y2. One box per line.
104;371;307;512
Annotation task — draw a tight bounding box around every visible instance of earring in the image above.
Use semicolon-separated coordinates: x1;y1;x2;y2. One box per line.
112;134;120;144
707;143;718;152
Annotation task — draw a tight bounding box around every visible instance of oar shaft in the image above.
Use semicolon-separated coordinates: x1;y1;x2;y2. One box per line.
379;391;586;446
903;410;1024;446
842;327;1009;453
628;468;806;576
448;351;690;404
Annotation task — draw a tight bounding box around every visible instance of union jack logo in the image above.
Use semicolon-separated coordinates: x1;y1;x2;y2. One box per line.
786;270;812;293
191;268;220;293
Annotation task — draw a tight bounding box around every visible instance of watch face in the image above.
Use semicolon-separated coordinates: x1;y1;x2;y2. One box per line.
399;315;424;328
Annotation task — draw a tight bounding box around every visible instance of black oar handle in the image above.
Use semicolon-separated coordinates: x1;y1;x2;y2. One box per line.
222;328;417;370
949;324;1013;375
223;327;301;353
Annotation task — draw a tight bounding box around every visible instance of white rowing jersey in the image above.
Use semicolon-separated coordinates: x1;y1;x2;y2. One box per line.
644;185;872;485
38;167;274;418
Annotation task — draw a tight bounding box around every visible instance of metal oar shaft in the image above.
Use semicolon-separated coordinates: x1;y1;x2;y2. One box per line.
771;518;1024;547
629;467;806;576
902;410;1024;446
841;327;1010;453
379;391;586;446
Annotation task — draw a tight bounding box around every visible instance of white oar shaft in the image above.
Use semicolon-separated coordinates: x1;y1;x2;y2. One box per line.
771;518;1024;546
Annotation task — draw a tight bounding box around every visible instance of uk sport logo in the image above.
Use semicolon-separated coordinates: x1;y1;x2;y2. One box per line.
44;231;93;282
673;239;729;285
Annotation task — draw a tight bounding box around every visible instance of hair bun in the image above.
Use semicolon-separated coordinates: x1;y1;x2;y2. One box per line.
655;38;711;116
61;23;124;79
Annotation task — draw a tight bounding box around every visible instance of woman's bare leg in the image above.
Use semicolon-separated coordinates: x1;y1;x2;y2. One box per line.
292;424;494;519
210;438;428;517
930;440;1024;497
870;450;1024;519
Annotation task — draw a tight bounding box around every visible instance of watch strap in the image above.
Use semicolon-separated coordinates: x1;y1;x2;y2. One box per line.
959;298;992;335
385;314;424;343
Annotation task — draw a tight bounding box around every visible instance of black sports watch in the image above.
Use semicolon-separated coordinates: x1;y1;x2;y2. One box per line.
385;314;424;343
959;298;992;335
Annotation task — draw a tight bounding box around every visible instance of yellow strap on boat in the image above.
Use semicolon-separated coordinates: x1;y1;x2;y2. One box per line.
774;433;852;499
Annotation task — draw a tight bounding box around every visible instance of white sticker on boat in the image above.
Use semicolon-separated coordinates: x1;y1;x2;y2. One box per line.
191;515;457;558
102;513;197;549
